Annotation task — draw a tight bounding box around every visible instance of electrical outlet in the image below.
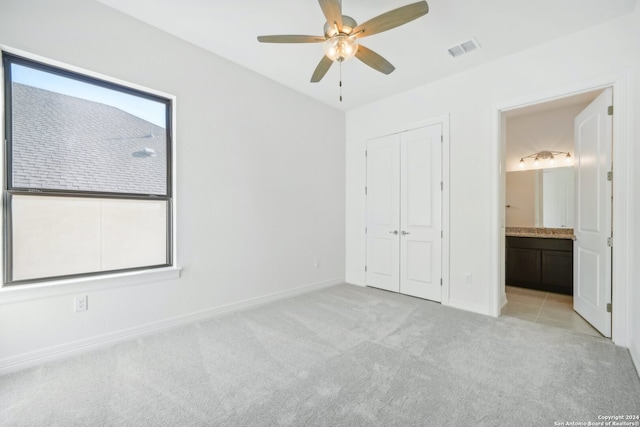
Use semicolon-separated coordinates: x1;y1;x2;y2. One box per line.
74;296;88;312
465;273;472;284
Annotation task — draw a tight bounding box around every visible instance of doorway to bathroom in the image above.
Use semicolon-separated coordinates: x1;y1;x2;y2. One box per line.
496;85;621;339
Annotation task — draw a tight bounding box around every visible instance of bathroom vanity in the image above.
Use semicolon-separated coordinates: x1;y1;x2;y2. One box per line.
505;227;574;295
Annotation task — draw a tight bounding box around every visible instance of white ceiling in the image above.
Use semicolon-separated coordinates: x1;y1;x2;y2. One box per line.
96;0;636;111
503;91;602;119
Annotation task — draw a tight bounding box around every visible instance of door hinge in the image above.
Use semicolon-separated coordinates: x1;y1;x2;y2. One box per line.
440;134;443;143
607;105;613;116
607;171;613;181
607;237;613;247
365;265;367;272
365;150;368;157
441;230;443;238
365;227;367;234
607;303;612;313
440;181;443;191
365;186;367;195
440;278;443;286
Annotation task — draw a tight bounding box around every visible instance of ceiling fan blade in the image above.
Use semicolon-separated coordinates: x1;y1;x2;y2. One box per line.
310;56;334;83
353;1;429;39
257;35;326;43
318;0;343;31
355;45;395;75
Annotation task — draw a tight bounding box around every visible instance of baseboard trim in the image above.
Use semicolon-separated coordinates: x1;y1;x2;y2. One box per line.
629;337;640;378
0;277;344;376
448;298;491;317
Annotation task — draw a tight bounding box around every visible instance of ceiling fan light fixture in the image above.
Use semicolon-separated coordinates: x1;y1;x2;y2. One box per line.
323;35;359;62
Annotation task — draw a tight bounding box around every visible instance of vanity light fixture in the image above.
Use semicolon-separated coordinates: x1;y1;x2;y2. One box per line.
519;150;572;168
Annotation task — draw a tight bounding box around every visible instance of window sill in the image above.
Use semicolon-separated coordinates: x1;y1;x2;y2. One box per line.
0;266;182;305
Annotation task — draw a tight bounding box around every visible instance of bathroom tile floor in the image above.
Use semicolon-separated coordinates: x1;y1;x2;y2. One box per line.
501;285;603;338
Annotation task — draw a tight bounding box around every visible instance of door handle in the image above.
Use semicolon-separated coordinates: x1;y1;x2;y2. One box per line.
389;230;398;235
401;231;410;235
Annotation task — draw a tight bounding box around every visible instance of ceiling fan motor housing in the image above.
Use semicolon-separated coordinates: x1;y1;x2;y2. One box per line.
323;15;357;37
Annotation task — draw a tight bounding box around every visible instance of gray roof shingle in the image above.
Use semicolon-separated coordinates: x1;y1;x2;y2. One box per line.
11;83;168;196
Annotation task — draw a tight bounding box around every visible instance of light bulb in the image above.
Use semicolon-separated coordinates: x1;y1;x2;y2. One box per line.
549;154;555;164
565;153;572;164
534;156;540;166
323;35;359;62
519;158;524;168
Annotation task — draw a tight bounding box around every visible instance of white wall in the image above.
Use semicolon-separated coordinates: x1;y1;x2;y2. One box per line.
629;2;640;372
346;3;640;347
0;0;345;368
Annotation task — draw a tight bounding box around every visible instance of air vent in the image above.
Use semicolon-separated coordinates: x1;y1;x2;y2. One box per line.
447;38;481;58
447;45;465;58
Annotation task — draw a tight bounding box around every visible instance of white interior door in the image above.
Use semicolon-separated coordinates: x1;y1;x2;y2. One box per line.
366;134;400;292
400;125;442;301
573;88;612;337
366;124;443;302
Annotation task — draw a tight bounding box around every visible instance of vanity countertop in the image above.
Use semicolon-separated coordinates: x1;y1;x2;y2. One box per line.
506;227;574;240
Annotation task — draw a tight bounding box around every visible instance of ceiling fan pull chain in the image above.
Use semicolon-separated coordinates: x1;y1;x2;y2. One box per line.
339;61;343;102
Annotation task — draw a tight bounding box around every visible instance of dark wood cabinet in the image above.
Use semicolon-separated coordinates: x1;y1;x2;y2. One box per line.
506;236;573;295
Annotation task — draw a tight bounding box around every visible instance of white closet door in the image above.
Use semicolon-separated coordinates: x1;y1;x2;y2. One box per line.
366;134;400;292
573;88;612;337
399;125;442;302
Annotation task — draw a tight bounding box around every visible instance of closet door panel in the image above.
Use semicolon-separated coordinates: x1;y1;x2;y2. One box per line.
406;240;432;283
400;125;442;302
366;134;400;292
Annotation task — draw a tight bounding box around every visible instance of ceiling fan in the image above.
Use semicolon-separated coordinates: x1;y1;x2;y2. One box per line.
257;0;429;83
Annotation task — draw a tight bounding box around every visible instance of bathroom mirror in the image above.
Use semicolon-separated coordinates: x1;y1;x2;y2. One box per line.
505;166;574;228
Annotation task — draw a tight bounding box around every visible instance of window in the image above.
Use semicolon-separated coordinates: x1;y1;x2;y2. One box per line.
3;53;173;285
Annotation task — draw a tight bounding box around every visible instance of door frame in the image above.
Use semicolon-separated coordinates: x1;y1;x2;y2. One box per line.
364;115;450;305
490;71;632;346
